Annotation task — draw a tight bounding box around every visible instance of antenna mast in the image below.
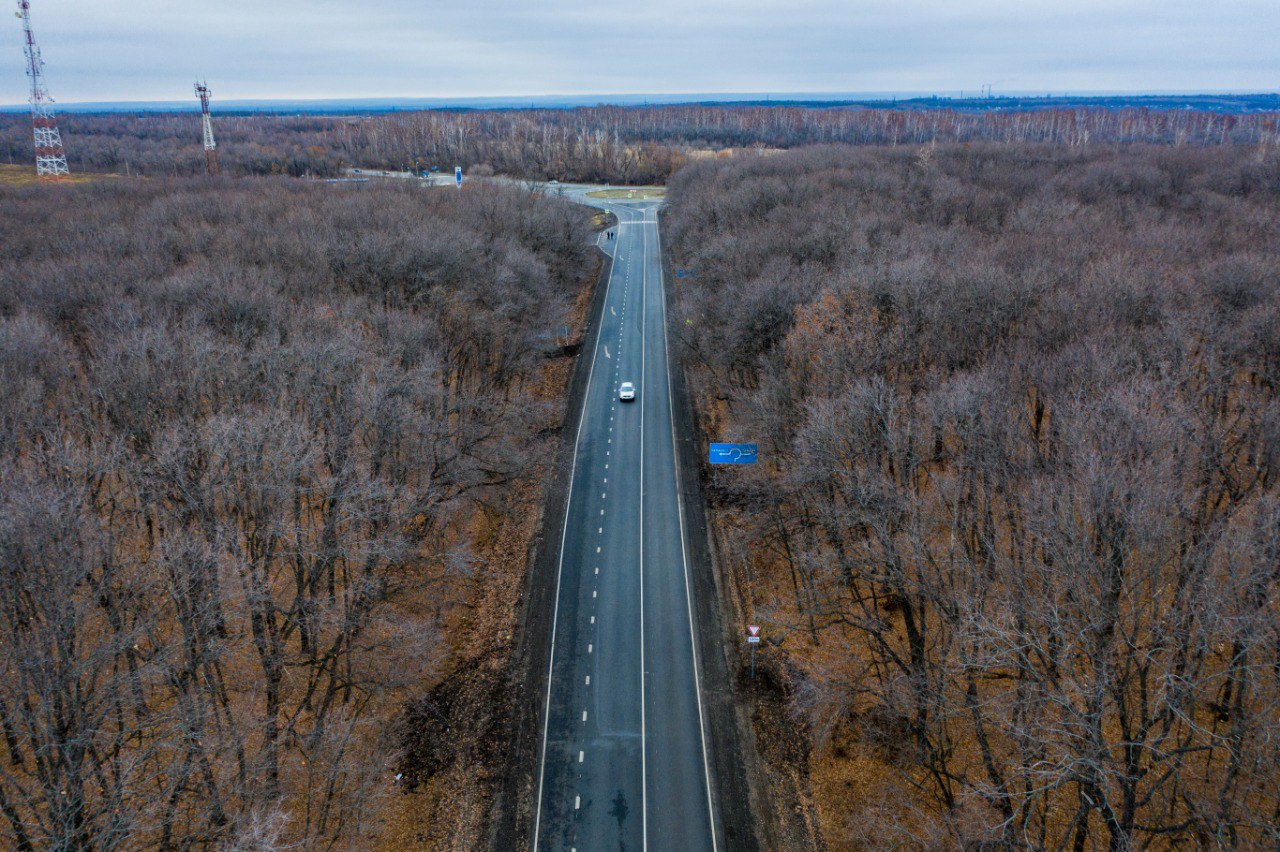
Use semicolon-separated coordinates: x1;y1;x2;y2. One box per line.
195;81;219;176
16;0;69;180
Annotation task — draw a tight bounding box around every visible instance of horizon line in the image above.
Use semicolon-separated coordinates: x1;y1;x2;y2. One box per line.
1;89;1277;114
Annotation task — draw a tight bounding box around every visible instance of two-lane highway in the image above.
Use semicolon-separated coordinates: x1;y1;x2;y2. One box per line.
533;195;718;851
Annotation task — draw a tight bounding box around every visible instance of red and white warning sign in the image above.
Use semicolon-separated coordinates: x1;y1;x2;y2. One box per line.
747;625;761;644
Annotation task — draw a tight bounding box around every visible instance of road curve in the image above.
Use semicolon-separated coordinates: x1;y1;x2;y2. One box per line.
531;194;719;851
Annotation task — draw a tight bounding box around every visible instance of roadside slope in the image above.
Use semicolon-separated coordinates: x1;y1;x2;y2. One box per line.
489;238;616;849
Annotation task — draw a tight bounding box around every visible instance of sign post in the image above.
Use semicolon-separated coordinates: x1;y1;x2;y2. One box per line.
747;625;761;680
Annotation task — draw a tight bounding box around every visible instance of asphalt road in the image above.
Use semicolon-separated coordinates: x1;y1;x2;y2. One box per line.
532;194;719;851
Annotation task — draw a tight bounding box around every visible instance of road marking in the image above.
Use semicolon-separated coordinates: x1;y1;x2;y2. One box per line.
593;590;597;598
596;546;601;553
575;796;581;810
532;213;622;851
588;644;593;654
595;567;599;574
586;675;591;684
656;210;721;851
598;527;603;534
600;509;605;516
604;346;611;359
590;616;595;624
579;751;584;763
639;204;649;852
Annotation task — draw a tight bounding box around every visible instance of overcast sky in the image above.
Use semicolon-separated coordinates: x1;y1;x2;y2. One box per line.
3;0;1277;105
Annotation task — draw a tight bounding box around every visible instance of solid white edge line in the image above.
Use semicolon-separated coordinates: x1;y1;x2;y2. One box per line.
531;202;622;852
638;205;650;852
656;208;721;851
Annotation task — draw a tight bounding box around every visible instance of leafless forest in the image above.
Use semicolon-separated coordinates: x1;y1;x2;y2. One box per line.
0;178;593;847
665;144;1280;848
3;104;1276;183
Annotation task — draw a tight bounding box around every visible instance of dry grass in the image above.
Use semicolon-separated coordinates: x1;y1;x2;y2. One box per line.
585;187;666;199
684;147;786;160
0;163;114;186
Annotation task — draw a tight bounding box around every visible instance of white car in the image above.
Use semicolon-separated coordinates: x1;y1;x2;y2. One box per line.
619;381;636;402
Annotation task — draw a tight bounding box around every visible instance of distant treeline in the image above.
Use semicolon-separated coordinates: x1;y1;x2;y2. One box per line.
2;103;1277;183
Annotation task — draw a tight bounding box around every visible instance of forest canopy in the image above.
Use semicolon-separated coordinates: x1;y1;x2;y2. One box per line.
665;143;1280;849
0;177;594;848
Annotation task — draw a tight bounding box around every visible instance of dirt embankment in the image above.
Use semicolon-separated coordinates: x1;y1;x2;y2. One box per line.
375;248;608;849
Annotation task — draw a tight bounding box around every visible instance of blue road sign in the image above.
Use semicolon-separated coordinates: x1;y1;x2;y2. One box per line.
455;166;462;187
710;443;758;465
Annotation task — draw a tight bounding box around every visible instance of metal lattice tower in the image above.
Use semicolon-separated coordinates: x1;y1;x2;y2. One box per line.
16;0;69;179
194;81;219;176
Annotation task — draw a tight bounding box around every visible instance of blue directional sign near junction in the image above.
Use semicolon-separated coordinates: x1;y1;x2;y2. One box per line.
709;443;758;465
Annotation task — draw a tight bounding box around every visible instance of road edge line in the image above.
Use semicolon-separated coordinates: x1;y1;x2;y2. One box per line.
530;215;621;851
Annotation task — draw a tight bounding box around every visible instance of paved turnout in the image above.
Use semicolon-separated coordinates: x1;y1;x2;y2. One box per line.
533;194;719;851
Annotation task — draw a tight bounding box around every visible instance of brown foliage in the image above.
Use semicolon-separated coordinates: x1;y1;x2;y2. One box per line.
666;143;1280;849
0;177;592;847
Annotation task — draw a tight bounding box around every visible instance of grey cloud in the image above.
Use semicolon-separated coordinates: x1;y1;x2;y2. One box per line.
3;0;1275;104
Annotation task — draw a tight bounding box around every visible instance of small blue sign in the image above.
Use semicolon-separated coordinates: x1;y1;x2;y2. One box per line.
455;166;462;187
710;443;758;465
